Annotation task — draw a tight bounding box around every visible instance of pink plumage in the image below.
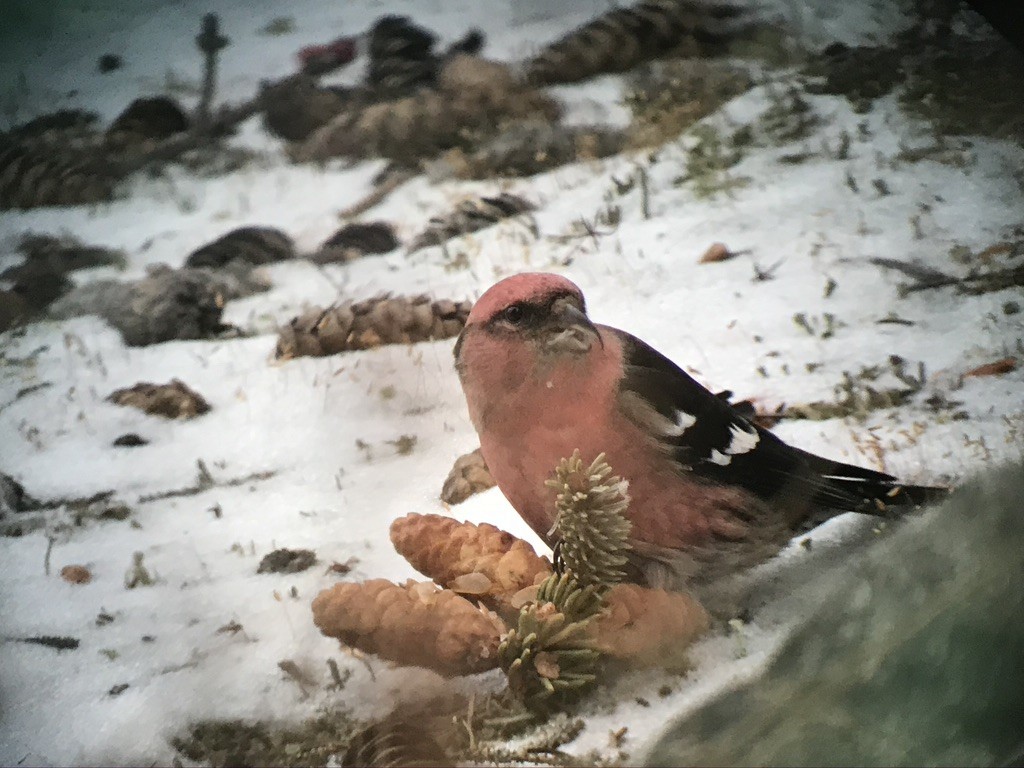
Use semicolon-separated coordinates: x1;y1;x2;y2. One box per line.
454;272;947;590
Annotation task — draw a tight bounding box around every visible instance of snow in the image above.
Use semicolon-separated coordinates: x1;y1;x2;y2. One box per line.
2;0;1023;765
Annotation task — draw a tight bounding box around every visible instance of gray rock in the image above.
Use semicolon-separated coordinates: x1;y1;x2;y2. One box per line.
0;472;30;516
644;460;1024;767
50;264;268;346
184;226;294;269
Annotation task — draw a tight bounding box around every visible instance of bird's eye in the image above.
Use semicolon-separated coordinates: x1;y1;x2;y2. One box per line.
502;304;525;325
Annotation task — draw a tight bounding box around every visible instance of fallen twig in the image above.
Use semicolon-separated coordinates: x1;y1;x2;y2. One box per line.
138;461;276;503
872;258;1024;297
870;257;951;284
337;168;416;220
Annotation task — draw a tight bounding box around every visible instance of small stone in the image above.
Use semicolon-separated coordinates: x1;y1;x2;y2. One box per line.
1003;301;1020;316
107;96;188;141
964;357;1018;378
1;472;32;515
113;433;149;447
108;683;129;697
97;54;123;73
60;565;92;584
313;221;399;264
699;242;735;263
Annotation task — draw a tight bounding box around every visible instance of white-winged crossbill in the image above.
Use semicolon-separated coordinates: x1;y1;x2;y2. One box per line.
454;272;946;589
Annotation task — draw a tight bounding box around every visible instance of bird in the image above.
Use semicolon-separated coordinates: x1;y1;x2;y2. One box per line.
453;272;948;592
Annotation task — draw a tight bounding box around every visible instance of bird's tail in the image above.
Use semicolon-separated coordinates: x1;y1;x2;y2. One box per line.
804;452;951;515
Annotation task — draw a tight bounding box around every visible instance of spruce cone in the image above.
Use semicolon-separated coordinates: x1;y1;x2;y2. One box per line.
546;451;632;588
185;226;294;269
311;579;505;677
408;193;535;253
588;583;709;666
498;601;600;714
106;379;211;419
440;448;496;504
275;294;471;359
523;0;743;86
390;513;550;602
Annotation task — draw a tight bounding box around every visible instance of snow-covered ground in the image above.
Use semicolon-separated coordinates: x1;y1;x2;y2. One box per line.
2;0;1022;765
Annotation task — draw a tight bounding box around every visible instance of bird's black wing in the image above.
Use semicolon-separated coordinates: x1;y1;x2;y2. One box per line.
611;328;940;512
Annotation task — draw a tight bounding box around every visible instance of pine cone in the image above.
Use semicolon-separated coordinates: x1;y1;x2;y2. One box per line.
311;578;505;677
440;448;495;504
0;140;119;210
408;193;535;253
523;0;743;86
275;294;471;359
390;513;551;603
185;226;294;269
588;583;709;666
294;57;559;165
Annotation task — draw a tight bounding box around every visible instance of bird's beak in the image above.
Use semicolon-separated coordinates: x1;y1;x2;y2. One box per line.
544;302;600;355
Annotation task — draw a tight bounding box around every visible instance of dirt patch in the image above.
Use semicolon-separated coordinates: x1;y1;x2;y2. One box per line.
901;34;1024;142
804;43;904;112
434;121;625;180
107;379;211;420
675;124;750;199
625;59;753;148
257;548;317;575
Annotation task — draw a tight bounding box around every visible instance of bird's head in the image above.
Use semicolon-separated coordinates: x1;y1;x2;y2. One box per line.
454;272;601;384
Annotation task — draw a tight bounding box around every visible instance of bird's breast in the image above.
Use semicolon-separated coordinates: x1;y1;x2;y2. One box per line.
479;365;770;557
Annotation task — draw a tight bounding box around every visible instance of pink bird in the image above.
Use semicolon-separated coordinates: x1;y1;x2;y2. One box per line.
454;272;946;591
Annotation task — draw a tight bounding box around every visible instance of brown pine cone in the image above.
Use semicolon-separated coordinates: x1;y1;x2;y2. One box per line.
390;513;551;603
275;294;471;359
311;578;505;676
440;448;496;505
588;583;709;666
